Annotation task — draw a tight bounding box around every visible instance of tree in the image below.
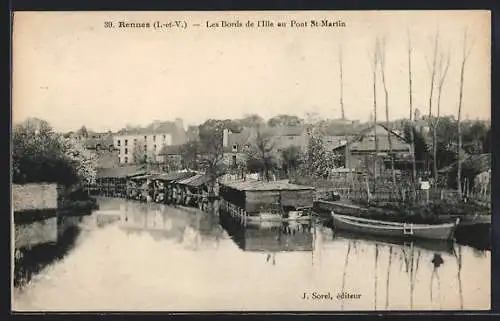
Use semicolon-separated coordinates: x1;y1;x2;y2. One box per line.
377;36;396;185
12;118;95;186
281;146;302;178
300;127;336;178
132;141;147;164
457;30;474;197
482;128;491;153
198;119;227;192
247;129;275;181
407;29;417;182
180;141;199;170
432;43;451;183
61;138;97;184
426;29;451;184
462;121;489;154
267;114;303;127
371;38;380;182
338;44;350;171
238;114;265;128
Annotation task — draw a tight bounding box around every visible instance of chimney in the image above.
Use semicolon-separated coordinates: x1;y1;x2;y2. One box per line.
174;118;184;130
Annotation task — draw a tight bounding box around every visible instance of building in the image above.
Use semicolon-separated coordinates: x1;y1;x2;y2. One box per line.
113;119;187;165
331;123;413;172
221;125;357;168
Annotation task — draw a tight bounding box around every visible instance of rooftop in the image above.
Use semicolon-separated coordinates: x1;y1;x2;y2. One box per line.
220;179;315;191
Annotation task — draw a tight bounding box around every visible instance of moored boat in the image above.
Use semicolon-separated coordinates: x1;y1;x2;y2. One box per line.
331;212;459;241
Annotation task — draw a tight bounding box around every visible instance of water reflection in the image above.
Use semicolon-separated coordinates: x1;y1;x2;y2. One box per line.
330;231;488;311
12;197;491;311
14;216;84;288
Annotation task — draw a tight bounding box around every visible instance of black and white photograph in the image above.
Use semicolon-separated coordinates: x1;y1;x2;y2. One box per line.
11;10;491;311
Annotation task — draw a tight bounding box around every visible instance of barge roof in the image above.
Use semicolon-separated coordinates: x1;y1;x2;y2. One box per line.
220;179;314;191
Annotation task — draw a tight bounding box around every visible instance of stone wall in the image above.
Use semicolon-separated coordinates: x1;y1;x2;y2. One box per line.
12;183;59;212
14;217;58;249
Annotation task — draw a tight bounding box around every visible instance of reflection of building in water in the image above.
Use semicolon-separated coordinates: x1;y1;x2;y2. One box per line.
219;212;313;252
94;199;222;248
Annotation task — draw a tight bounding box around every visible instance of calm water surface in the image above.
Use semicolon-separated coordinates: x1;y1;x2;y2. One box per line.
13;197;490;311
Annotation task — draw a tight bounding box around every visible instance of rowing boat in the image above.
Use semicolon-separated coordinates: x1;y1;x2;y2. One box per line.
331;212;459;241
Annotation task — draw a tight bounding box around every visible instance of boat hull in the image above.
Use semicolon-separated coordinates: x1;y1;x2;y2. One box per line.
332;213;457;241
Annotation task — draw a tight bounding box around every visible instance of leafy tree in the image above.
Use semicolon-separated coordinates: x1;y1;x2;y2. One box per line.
462;121;489;154
237;114;265;128
180;141;199;170
267;114;303;127
12;118;95;186
299;128;336;178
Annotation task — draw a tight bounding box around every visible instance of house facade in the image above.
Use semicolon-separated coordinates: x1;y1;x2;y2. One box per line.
112;118;187;165
113;132;173;164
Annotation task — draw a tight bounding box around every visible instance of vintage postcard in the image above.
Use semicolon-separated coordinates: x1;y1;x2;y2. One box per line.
11;10;491;312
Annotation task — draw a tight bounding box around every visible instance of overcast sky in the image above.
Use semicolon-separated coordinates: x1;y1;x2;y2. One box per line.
12;10;490;132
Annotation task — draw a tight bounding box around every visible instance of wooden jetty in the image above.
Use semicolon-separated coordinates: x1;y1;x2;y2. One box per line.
219;179;315;222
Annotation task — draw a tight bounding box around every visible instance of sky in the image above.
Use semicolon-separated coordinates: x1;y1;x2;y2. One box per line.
12;10;490;132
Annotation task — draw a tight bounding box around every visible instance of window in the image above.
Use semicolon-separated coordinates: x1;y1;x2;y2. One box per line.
288;136;294;140
117;140;121;147
144;155;148;162
232;145;238;152
162;134;166;140
232;155;237;166
153;135;156;141
125;139;128;146
144;136;147;140
134;138;137;144
124;156;128;164
124;148;128;155
144;145;147;151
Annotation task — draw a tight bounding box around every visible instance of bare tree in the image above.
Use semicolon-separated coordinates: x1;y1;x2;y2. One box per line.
407;29;417;183
339;44;349;171
427;29;440;181
457;30;474;197
371;39;380;182
378;37;396;186
433;48;451;184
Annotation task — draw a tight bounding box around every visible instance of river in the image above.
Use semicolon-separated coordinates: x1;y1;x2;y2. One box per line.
12;197;490;311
